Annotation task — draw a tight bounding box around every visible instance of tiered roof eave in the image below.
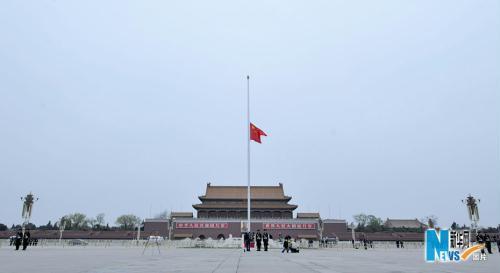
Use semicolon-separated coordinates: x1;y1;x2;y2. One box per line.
192;203;298;210
198;195;292;202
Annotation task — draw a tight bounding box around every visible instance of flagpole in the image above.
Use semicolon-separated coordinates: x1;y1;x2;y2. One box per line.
246;75;251;233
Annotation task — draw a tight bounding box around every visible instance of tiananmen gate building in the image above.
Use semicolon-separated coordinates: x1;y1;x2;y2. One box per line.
144;183;348;240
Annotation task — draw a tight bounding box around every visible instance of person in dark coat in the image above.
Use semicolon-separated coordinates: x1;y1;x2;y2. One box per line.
476;233;485;254
485;234;492;254
243;232;251;252
396;240;400;248
14;230;22;250
255;230;262;251
263;229;269;251
22;230;31;250
282;235;290;253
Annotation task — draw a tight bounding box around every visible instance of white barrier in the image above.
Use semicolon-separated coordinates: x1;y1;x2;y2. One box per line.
3;238;497;251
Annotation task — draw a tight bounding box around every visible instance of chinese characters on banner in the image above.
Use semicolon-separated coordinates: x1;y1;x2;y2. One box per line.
263;223;316;229
175;222;316;229
176;222;229;229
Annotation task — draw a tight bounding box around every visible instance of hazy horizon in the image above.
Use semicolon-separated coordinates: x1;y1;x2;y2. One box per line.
1;0;499;228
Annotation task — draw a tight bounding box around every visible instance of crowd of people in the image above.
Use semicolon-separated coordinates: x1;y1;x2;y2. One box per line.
9;229;33;251
243;229;270;252
243;230;299;253
476;232;499;255
396;240;404;248
350;239;375;250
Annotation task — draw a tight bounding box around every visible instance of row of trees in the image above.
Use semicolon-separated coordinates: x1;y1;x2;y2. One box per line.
1;210;173;232
0;213;143;231
352;213;499;233
60;213;143;230
352;214;386;232
352;213;439;232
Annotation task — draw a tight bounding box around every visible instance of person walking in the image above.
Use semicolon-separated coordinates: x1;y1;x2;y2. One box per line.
22;230;31;251
255;230;262;251
14;230;22;251
282;235;290;253
485;234;492;254
476;233;485;254
244;232;251;252
263;229;269;251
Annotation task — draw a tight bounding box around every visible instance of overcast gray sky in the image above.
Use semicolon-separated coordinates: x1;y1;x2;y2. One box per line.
1;0;499;228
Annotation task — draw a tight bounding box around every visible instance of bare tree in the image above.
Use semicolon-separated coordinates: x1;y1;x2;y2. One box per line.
155;210;170;219
353;213;369;227
353;213;383;231
96;213;105;227
59;216;71;230
61;213;89;230
421;215;438;228
116;214;141;230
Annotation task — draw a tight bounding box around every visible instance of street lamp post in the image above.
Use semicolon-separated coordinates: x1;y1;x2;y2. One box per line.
57;217;67;245
462;194;480;235
20;192;38;242
350;223;356;248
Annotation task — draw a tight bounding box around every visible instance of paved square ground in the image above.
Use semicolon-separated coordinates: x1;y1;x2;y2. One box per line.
1;246;498;273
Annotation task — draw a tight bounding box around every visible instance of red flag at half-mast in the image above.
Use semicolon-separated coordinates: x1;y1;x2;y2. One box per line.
250;123;267;143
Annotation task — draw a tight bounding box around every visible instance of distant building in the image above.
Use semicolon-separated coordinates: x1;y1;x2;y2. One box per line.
321;219;348;238
384;218;427;229
170;212;193;219
297;213;321;219
143;218;169;237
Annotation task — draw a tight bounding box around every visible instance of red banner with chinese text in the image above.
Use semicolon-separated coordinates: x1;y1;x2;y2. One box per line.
175;222;229;229
262;223;316;229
